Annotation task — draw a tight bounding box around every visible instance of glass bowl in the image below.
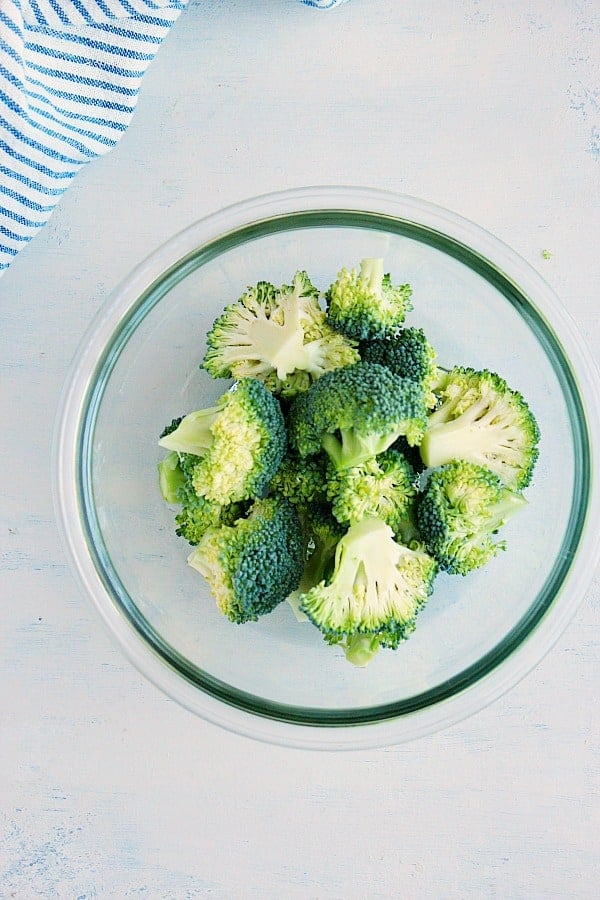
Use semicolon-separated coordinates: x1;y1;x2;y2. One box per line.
53;187;600;749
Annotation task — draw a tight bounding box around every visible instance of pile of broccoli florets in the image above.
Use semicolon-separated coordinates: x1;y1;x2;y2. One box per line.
157;259;540;667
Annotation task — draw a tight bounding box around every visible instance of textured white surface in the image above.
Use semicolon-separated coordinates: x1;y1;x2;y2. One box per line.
1;0;599;896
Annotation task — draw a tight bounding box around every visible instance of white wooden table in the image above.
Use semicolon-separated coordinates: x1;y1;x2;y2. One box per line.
2;1;599;895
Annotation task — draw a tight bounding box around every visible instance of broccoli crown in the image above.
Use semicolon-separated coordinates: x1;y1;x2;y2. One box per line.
158;379;286;504
325;258;413;341
269;452;328;508
359;328;443;409
326;448;419;535
419;366;540;489
299;517;438;640
188;496;304;624
202;271;359;397
417;460;528;575
288;361;429;470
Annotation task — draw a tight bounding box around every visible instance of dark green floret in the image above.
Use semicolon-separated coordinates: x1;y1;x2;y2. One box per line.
325;258;413;340
287;361;429;471
325;448;419;536
419;366;540;489
188;496;304;624
299;517;437;643
269;452;328;508
359;328;444;409
202;271;359;397
417;460;528;575
158;378;286;504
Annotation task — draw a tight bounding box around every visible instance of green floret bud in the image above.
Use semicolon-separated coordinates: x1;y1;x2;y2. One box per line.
359;328;444;409
299;517;438;641
158;379;286;505
326;449;418;535
419;366;540;489
188;497;304;624
288;361;429;471
417;460;528;575
325;258;413;341
269;452;328;507
202;271;359;397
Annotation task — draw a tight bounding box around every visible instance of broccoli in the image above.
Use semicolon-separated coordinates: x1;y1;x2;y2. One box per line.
359;328;444;409
157;451;187;504
299;517;437;641
325;448;419;536
286;502;345;622
174;455;249;545
156;450;249;544
159;416;184;439
269;451;329;508
202;271;359;397
188;496;304;624
417;460;528;575
325;258;413;340
419;367;540;489
158;378;286;505
325;632;383;667
288;361;429;471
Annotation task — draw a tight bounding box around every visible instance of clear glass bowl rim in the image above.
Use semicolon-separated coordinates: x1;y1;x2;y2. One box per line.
52;186;600;750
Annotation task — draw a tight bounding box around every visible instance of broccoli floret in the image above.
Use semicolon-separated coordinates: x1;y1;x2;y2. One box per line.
173;458;248;545
269;452;328;508
158;379;286;504
325;258;413;340
286;502;345;621
417;460;528;575
202;271;359;397
288;361;429;471
326;448;419;536
419;367;540;489
156;451;249;545
359;328;444;409
299;517;437;641
188;496;304;624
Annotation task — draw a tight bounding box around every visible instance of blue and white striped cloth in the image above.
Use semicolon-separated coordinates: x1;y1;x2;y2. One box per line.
0;0;348;276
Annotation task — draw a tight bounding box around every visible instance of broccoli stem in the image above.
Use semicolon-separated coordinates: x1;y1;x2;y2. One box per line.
157;451;186;504
360;258;384;297
342;633;381;667
322;428;397;471
158;407;219;456
486;493;528;531
420;416;523;470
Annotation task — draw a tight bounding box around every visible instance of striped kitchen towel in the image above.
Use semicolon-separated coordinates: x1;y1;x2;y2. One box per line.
0;0;349;277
